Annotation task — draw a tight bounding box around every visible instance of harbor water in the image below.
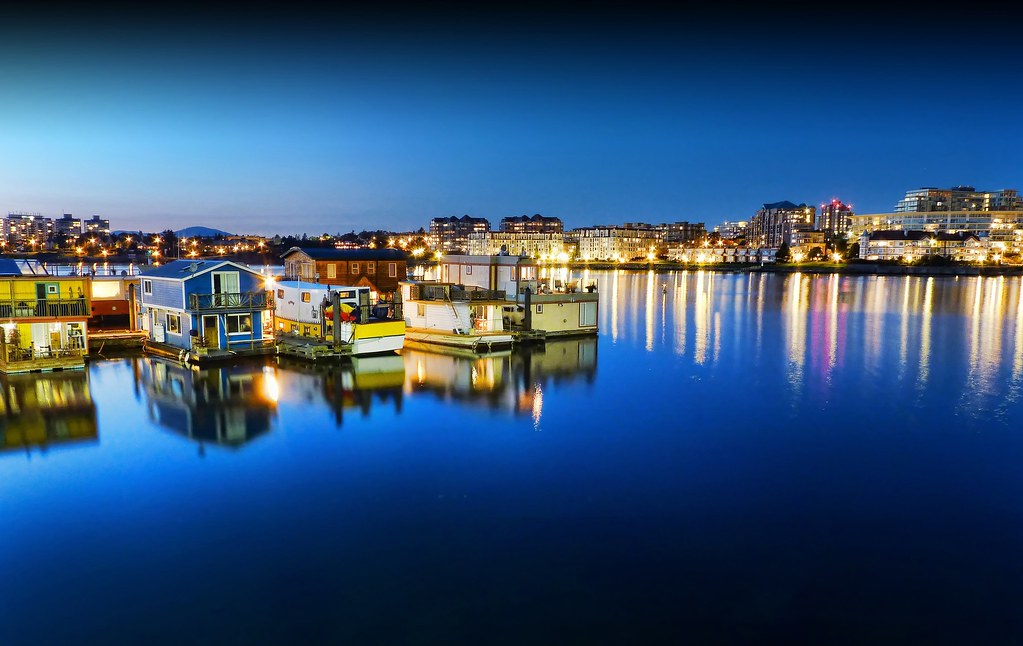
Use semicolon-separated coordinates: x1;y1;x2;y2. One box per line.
3;270;1023;643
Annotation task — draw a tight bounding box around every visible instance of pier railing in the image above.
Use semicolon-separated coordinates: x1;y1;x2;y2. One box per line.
0;298;89;319
188;291;272;311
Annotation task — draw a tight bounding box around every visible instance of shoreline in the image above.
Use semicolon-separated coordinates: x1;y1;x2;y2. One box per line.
563;261;1023;276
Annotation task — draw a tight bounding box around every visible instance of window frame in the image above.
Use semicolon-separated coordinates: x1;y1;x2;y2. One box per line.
143;279;153;295
226;313;253;335
166;313;181;334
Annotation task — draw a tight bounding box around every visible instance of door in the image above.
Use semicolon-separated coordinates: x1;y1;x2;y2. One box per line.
212;272;240;307
36;283;47;316
203;315;220;349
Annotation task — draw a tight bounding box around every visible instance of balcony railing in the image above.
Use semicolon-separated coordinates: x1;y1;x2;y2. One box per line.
188;291;272;311
411;284;505;302
0;298;89;319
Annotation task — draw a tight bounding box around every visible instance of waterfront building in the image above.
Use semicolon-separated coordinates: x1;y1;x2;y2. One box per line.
816;199;853;238
5;213;54;250
435;255;599;338
0;259;90;373
466;231;566;258
858;230;985;262
280;247;407;301
658;221;707;244
84;215;111;236
714;221;748;240
499;214;564;234
573;223;662;261
137;259;272;354
429;215;490;254
851;186;1023;252
747;201;816;249
666;246;776;264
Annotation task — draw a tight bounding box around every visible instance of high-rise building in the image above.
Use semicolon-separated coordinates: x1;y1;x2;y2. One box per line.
429;215;490;254
714;221;748;240
5;213;54;249
816;199;853;238
747;201;815;249
84;215;111;236
894;186;1022;213
55;213;83;238
499;214;563;234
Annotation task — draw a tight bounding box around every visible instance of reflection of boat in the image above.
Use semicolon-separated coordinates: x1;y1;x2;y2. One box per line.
400;281;514;352
402;337;597;414
0;370;97;452
274;280;405;357
275;354;404;426
136;359;278;449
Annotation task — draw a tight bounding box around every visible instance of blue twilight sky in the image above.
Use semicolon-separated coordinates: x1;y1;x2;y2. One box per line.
0;7;1020;235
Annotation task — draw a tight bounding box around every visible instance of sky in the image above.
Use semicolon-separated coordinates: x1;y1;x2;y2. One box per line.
1;5;1020;235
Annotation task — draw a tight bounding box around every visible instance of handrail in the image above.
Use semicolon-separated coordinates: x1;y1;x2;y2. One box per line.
188;291;273;310
0;298;90;318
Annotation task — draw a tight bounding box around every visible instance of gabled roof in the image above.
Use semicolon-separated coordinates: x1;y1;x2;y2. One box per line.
140;259;262;281
281;247;407;261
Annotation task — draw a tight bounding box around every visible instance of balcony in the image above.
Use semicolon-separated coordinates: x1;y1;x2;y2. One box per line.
410;284;506;302
0;346;86;374
188;291;273;311
0;298;89;319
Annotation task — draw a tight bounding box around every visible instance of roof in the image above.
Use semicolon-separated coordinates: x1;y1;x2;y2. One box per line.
0;258;49;277
281;247;407;261
761;201;809;211
140;259;262;280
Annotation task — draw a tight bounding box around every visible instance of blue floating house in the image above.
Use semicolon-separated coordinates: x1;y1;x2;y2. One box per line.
138;260;272;354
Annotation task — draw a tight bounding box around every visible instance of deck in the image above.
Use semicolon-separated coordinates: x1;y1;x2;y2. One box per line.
0;348;86;374
404;327;514;353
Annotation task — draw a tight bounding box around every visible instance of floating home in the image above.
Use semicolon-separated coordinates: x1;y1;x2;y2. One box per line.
433;255;599;338
137;260;273;361
0;259;91;373
280;247;407;302
273;280;405;357
400;281;515;352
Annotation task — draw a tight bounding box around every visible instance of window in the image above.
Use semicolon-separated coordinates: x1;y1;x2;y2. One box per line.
351;262;359;274
167;314;181;334
368;262;376;275
417;303;426;317
277;289;284;298
536;304;543;313
301;292;310;303
226;314;253;334
388;263;397;278
466;265;472;275
327;263;336;279
143;279;153;295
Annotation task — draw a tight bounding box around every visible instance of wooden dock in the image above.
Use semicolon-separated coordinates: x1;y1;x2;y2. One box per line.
142;339;275;366
275;334;354;362
88;330;147;354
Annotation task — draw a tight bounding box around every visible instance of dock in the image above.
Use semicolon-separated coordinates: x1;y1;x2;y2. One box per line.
142;339;275;366
88;330;147;354
275;334;354;362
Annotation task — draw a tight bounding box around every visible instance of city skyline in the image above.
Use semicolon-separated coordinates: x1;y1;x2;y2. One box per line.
2;6;1019;235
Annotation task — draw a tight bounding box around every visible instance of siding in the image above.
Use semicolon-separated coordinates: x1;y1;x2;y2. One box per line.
141;279;183;310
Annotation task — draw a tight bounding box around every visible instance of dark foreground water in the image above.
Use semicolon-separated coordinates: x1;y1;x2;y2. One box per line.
4;271;1023;644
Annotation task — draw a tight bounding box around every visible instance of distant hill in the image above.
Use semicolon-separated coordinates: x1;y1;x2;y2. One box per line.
175;226;234;238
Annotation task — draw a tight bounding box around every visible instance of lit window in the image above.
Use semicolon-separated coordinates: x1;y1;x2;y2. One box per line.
351;262;359;274
227;314;253;334
327;263;336;279
143;279;153;295
388;263;397;278
167;314;181;334
301;292;310;303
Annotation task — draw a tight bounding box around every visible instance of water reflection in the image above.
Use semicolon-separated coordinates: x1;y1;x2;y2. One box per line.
136;359;278;450
593;271;1023;423
276;355;404;427
0;370;97;453
403;337;598;417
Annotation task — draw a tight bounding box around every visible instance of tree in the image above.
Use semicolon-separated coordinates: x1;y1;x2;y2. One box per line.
848;242;860;259
808;246;825;261
776;242;792;263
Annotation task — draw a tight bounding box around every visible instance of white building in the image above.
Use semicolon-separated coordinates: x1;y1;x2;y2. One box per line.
858;230;985;262
466;231;565;258
573;224;662;261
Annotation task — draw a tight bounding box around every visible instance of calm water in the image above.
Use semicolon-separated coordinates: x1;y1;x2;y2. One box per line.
4;271;1023;644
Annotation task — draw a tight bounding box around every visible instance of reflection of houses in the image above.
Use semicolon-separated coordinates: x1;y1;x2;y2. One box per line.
275;355;404;427
0;259;90;373
402;337;597;414
0;370;97;452
138;260;272;355
137;359;278;448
